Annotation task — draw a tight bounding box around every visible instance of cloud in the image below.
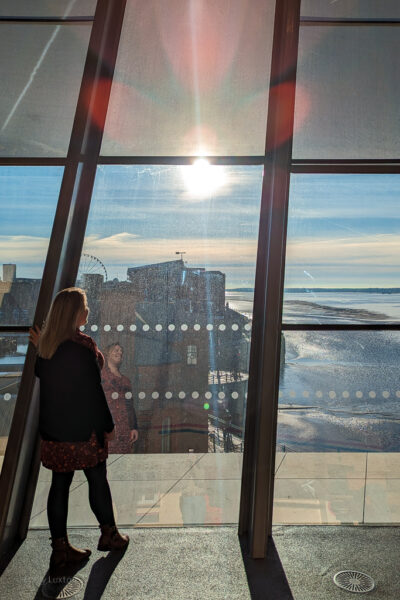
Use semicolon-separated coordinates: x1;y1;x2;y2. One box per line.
84;233;258;266
286;233;400;266
0;235;49;262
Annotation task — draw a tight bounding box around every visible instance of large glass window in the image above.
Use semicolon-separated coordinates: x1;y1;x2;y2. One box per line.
77;165;262;459
0;23;91;156
301;0;400;19
0;1;97;18
0;332;29;474
292;26;400;159
101;0;275;156
283;174;400;322
0;166;63;326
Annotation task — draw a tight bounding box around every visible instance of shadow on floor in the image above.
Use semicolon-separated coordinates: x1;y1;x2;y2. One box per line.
239;534;295;600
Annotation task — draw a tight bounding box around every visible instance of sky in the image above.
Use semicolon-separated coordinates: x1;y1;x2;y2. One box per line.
1;166;400;289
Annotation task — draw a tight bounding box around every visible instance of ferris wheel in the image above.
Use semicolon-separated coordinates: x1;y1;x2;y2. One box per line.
77;253;108;283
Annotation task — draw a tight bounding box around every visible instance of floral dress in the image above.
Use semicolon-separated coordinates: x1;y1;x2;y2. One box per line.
101;365;138;454
40;330;109;472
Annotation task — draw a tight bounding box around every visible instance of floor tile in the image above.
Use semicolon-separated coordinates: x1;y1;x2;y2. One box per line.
139;478;241;525
30;479;176;527
106;452;204;480
276;452;366;479
366;453;400;479
275;452;286;474
182;453;243;479
273;478;365;524
364;479;400;523
30;479;84;521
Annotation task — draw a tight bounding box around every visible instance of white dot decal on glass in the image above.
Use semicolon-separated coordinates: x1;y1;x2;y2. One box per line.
356;391;363;398
369;391;376;398
104;324;111;332
179;391;186;399
206;324;213;331
155;324;162;331
79;325;85;331
302;390;310;398
91;324;98;332
130;324;137;331
152;392;159;399
143;324;150;331
218;392;225;399
316;390;323;398
205;391;212;400
165;391;172;399
219;324;226;331
193;323;201;331
245;392;248;398
383;390;390;398
181;324;188;331
4;393;11;401
125;392;132;399
342;391;350;398
138;392;146;399
232;323;239;331
111;392;118;400
328;391;336;399
192;391;199;399
289;390;296;398
396;391;400;398
117;324;124;331
168;324;175;331
232;391;238;399
244;323;251;331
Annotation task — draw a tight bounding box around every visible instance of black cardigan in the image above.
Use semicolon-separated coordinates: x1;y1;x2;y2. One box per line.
35;339;115;448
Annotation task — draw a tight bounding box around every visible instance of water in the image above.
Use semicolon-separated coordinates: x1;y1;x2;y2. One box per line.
226;290;400;451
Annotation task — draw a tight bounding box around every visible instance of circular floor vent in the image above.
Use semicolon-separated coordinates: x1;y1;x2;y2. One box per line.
333;571;375;593
41;575;84;598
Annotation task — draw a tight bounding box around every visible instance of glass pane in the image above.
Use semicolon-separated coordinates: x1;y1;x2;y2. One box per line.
0;23;91;157
274;330;400;526
0;333;28;474
60;164;262;526
301;0;400;19
0;166;63;325
101;0;275;156
283;174;400;323
0;1;97;18
293;26;400;159
278;331;400;452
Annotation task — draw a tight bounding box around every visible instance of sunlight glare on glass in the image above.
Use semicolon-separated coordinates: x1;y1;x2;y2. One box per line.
181;158;226;198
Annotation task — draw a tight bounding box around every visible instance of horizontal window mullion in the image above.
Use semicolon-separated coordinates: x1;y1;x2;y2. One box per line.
97;155;266;166
282;324;400;331
0;326;31;333
300;18;400;26
0;17;94;23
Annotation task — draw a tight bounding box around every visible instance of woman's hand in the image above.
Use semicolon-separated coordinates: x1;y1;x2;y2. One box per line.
29;325;41;348
105;428;116;441
130;429;139;443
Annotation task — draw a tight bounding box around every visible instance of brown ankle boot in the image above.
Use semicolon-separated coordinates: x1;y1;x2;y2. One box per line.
49;535;91;572
97;524;129;551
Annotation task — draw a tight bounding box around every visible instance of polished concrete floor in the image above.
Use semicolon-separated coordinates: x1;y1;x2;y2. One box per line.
29;452;400;528
1;525;400;599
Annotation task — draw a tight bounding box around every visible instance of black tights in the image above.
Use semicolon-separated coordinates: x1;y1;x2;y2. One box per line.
47;460;116;539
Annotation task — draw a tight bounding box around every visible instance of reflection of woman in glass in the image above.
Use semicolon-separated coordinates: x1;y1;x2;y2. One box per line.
101;343;138;453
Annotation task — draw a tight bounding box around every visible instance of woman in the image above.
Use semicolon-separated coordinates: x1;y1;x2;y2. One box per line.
30;287;129;576
101;342;138;454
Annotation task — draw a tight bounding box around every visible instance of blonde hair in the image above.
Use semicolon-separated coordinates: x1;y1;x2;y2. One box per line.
38;287;88;359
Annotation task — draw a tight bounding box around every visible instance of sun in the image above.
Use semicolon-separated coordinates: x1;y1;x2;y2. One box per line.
180;158;227;198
